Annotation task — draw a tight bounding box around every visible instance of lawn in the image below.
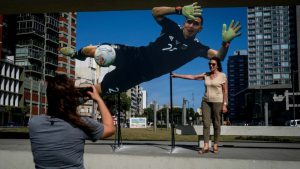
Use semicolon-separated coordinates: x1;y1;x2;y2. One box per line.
1;127;300;142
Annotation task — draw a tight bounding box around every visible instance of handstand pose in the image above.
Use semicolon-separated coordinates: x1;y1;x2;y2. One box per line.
60;2;241;95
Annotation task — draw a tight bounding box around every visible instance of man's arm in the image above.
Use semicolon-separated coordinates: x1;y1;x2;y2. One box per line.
152;2;202;22
207;20;242;61
152;6;177;22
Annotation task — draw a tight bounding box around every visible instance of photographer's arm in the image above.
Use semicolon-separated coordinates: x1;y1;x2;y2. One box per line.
88;86;116;139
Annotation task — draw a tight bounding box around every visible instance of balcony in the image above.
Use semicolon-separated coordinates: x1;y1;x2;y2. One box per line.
45;69;55;77
17;28;44;38
46;46;58;55
25;66;42;75
46;34;59;44
17;39;44;49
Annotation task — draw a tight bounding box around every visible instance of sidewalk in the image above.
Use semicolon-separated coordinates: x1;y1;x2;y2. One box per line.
1;139;300;169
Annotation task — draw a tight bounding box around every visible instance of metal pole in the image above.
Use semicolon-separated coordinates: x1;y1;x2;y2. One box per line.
170;72;175;150
153;100;157;132
292;71;295;122
117;93;122;147
166;106;169;130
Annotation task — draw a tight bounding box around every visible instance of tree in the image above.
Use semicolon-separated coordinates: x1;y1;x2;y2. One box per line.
172;107;183;124
143;108;154;122
102;92;130;114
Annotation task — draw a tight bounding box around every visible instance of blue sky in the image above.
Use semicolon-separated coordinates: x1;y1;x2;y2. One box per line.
76;7;248;110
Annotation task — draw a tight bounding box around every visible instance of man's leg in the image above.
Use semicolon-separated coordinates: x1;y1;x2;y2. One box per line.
59;45;96;60
59;45;116;67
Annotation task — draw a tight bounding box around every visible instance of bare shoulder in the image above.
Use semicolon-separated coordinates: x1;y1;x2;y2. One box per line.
220;72;227;77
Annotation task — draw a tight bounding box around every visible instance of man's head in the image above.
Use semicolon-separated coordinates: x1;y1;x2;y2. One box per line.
182;16;203;39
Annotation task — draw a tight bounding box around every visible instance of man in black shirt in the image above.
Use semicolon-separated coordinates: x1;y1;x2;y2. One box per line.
60;2;241;95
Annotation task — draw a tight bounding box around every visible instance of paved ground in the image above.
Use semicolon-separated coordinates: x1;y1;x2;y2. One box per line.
1;139;300;161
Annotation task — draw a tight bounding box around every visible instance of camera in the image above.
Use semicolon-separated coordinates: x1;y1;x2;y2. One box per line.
77;87;93;97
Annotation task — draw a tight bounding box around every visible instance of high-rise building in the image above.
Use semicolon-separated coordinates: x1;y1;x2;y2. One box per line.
57;12;77;78
247;6;298;89
141;90;147;109
15;13;58;116
247;6;300;124
126;85;143;117
227;50;248;123
13;12;76;116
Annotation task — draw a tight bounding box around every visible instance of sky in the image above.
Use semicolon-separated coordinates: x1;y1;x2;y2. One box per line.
76;7;248;110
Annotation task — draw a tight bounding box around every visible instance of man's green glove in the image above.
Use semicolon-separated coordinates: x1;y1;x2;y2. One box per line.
182;2;202;20
222;20;242;42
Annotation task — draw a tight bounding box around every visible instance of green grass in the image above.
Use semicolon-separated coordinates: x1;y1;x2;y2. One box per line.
108;128;198;141
1;127;300;143
0;127;28;133
106;128;300;143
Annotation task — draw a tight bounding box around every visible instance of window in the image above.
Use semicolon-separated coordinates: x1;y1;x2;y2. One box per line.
272;45;279;50
256;34;263;39
273;74;280;79
281;74;289;79
281;44;289;49
281;62;289;67
255;11;262;16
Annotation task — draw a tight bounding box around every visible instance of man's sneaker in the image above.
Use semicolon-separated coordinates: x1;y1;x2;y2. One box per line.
59;47;76;57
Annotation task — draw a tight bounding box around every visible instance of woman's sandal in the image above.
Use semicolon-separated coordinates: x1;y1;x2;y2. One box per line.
198;148;209;154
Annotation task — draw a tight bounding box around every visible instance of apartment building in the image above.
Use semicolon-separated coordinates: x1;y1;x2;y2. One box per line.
126;85;143;117
13;12;77;117
247;6;300;123
57;12;76;78
247;6;298;89
227;50;248;123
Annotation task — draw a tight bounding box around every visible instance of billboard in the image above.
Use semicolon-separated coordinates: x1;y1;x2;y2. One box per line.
129;117;147;128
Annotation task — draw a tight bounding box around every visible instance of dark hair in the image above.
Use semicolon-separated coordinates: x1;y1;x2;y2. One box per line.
47;74;94;132
210;56;222;72
197;15;204;26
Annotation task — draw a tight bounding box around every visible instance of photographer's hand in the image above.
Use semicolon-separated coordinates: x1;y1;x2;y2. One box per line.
87;85;101;102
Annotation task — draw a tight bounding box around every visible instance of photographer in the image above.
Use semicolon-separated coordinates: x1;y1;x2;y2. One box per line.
28;74;115;169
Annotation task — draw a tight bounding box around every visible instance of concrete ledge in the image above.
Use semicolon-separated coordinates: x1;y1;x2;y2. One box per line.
1;150;299;169
176;125;300;136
